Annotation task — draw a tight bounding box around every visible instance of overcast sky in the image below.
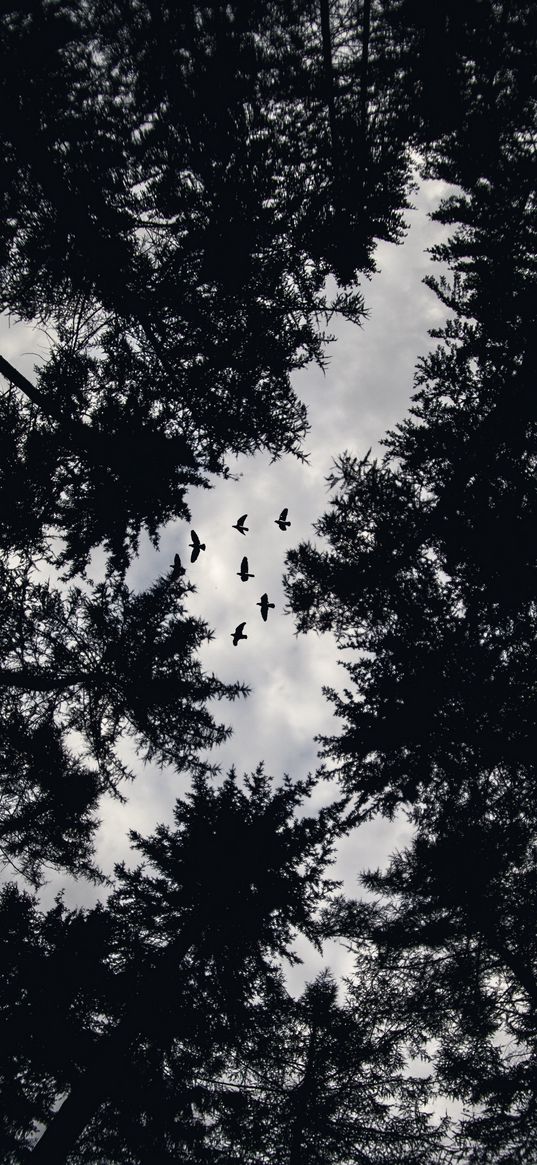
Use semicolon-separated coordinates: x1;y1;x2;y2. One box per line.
1;172;451;992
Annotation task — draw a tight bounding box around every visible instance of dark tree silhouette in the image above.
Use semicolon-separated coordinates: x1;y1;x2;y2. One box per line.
324;772;537;1162
13;768;339;1164
0;562;247;881
230;967;446;1165
285;5;537;1152
285;67;537;813
0;0;417;575
0;564;247;781
0;711;101;888
2;2;536;1161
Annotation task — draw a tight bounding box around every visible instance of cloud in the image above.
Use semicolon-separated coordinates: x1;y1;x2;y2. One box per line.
0;177;450;986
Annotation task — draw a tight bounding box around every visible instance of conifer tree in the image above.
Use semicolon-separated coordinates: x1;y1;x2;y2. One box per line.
0;560;247;882
4;769;338;1163
285;4;537;1152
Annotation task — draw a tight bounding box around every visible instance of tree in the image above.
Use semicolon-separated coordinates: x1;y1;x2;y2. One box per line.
283;0;533;1151
4;768;339;1163
1;0;404;573
326;773;537;1162
0;710;101;888
284;29;537;808
198;966;448;1164
0;0;419;882
284;6;537;1151
0;560;247;882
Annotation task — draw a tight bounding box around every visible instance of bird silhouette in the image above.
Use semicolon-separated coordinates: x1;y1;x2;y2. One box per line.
231;621;247;646
232;514;248;535
170;553;186;581
237;556;255;582
275;507;291;530
257;593;275;622
189;529;206;563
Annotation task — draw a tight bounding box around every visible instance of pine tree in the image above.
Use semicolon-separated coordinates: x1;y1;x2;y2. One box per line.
6;768;338;1163
0;560;247;882
284;5;537;1152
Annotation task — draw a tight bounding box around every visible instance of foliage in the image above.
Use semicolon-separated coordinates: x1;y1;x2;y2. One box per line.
0;0;416;573
7;768;340;1162
0;560;247;882
285;2;537;1153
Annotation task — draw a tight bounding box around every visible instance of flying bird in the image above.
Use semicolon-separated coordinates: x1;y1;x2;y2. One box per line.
170;553;186;582
231;621;247;646
237;556;255;582
189;529;206;563
275;507;291;531
232;514;249;535
257;593;275;622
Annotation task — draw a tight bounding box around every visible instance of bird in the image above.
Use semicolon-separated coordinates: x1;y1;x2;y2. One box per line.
232;514;248;535
237;556;255;582
169;553;186;582
275;507;291;530
189;529;206;563
231;622;247;646
257;593;275;622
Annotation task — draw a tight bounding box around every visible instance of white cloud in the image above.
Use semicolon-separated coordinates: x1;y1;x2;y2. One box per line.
1;177;450;984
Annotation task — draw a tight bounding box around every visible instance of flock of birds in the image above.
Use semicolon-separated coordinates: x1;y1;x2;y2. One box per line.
170;509;291;646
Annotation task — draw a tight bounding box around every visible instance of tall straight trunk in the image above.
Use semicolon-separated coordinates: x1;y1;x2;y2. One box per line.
30;920;198;1165
288;1024;317;1165
319;0;338;166
359;0;371;139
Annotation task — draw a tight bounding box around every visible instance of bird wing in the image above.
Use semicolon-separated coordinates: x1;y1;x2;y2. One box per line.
241;557;248;572
279;508;288;521
191;545;200;563
174;554;181;568
191;529;200;547
237;514;247;525
236;622;246;634
261;592;268;603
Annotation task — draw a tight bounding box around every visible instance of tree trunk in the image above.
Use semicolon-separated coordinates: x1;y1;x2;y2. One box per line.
0;354;54;417
29;921;198;1165
288;1024;317;1165
359;0;371;139
319;0;338;165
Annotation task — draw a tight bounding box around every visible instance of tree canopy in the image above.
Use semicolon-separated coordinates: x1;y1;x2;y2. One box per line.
285;1;537;1155
1;0;536;1160
0;0;416;573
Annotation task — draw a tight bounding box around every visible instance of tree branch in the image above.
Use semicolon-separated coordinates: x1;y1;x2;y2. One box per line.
30;921;198;1165
0;354;55;417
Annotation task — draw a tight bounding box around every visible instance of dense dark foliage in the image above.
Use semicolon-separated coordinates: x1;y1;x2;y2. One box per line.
7;770;340;1162
285;1;537;1156
1;0;536;1161
0;0;416;573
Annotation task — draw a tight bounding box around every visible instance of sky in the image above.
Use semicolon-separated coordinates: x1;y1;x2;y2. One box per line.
0;172;452;993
